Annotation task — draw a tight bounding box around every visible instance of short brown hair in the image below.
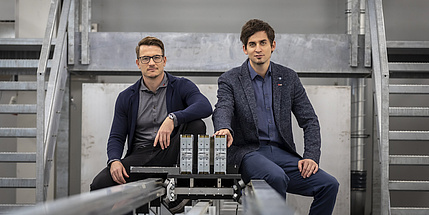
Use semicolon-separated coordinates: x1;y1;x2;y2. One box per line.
135;36;165;59
240;19;275;49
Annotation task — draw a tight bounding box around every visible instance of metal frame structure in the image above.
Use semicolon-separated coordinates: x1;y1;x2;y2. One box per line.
7;177;292;215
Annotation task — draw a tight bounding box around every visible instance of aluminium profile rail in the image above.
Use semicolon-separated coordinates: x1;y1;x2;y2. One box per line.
242;180;294;215
9;178;165;215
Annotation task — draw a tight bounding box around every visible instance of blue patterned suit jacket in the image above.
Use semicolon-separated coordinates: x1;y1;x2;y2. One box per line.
213;59;321;171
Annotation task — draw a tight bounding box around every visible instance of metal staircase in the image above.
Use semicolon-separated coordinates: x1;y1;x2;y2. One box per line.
0;39;45;213
0;0;71;212
368;0;429;214
387;41;429;214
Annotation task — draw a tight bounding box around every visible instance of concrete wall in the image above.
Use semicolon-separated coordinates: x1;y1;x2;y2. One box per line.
15;0;50;38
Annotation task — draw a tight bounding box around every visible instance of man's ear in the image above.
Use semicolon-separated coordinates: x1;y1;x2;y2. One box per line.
243;45;248;55
271;40;276;53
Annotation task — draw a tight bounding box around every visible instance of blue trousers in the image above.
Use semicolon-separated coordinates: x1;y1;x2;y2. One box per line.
240;144;339;215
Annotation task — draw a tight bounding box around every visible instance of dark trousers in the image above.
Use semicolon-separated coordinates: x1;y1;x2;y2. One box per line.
240;144;339;215
90;119;206;191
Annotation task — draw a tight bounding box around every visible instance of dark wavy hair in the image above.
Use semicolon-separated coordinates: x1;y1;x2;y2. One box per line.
240;19;275;49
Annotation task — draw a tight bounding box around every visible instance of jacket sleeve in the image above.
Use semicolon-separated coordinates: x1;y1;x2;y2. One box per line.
172;79;213;125
212;74;235;135
290;73;321;163
106;92;128;164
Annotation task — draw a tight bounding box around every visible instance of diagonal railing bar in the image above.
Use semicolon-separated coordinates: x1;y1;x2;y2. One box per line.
36;0;61;203
367;0;390;214
43;0;72;201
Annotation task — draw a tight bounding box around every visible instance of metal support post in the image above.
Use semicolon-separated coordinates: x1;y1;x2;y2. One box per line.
81;0;91;64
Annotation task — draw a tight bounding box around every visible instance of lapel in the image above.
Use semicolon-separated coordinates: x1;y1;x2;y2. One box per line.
271;63;283;122
165;72;174;113
238;61;259;127
129;79;141;138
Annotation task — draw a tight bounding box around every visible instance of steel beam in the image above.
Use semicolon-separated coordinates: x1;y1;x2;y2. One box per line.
69;32;371;77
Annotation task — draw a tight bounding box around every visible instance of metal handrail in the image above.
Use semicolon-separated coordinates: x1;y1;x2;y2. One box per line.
36;0;59;203
9;178;165;215
366;0;390;214
35;0;72;202
42;0;72;201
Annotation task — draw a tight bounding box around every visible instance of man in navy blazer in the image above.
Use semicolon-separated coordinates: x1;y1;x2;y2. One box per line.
91;36;212;191
213;19;338;214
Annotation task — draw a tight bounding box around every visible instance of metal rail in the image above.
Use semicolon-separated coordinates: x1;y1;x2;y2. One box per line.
9;178;165;215
367;0;390;214
33;0;73;202
42;0;72;200
242;180;294;215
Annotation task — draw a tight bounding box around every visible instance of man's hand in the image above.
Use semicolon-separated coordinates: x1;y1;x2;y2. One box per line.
110;161;129;184
214;129;233;147
154;116;174;150
298;159;319;178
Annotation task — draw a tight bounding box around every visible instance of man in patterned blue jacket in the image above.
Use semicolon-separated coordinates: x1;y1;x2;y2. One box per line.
213;19;338;214
91;36;212;191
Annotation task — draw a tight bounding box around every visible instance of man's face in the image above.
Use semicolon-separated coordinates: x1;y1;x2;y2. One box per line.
243;31;276;67
136;45;166;79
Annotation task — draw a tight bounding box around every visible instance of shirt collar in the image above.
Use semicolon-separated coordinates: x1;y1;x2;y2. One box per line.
248;61;272;80
140;72;169;92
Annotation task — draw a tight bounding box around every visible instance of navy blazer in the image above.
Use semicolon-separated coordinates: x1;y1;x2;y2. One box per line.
107;72;212;164
213;60;321;170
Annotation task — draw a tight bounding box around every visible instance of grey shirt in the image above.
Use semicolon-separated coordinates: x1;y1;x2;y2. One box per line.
133;74;170;148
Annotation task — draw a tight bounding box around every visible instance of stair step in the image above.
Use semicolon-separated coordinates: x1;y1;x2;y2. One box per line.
0;82;37;91
391;207;429;215
389;180;429;191
0;38;44;48
0;152;36;163
0;128;37;138
390;84;429;94
387;41;429;49
389;107;429;117
0;204;34;214
0;178;36;188
0;59;44;69
390;155;429;165
389;131;429;141
389;62;429;73
0;104;37;114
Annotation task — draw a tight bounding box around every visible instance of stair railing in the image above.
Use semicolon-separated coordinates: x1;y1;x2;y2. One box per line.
366;0;390;214
36;0;72;202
